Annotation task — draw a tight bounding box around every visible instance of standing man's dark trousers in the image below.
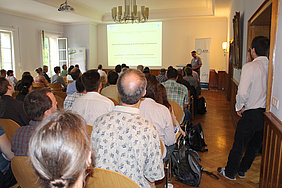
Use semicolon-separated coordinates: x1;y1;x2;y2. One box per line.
225;108;265;177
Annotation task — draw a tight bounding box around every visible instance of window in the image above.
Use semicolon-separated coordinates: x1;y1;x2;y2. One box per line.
0;30;14;71
42;32;67;76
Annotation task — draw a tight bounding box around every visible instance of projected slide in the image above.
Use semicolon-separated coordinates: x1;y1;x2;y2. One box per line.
107;22;162;67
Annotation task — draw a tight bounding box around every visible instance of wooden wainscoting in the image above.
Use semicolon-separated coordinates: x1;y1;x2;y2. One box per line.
230;78;240;127
259;112;282;188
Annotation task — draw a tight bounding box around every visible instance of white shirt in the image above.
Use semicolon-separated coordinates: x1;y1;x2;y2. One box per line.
72;92;114;126
7;76;17;86
235;56;268;111
98;69;107;79
140;98;176;158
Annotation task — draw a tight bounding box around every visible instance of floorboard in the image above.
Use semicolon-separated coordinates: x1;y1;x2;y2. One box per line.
156;90;261;188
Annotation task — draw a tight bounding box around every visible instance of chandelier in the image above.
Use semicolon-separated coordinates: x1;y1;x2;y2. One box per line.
112;0;149;23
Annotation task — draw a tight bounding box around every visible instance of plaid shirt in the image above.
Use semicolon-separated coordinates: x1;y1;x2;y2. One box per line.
162;80;189;110
11;120;41;156
64;92;85;111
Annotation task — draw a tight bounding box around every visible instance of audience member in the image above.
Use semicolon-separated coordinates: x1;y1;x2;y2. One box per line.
60;64;68;76
186;64;199;81
0;125;16;187
115;64;122;76
98;64;107;86
140;74;175;162
6;70;17;86
184;67;201;96
64;77;86;111
101;71;120;103
0;78;29;126
11;88;57;156
51;66;66;88
16;75;34;102
137;65;144;72
176;71;191;91
0;69;6;78
92;69;164;187
143;66;150;74
72;70;114;126
156;68;167;83
67;65;75;81
22;72;31;77
162;68;190;122
75;64;79;69
42;65;51;83
66;68;81;95
34;67;49;86
29;111;91;188
121;63;127;69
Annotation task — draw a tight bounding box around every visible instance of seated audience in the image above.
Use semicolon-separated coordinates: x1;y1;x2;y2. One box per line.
29;111;91;188
66;68;81;95
162;68;191;122
92;69;164;187
75;64;79;69
176;71;191;91
60;64;68;76
42;65;51;83
156;68;167;83
137;65;144;72
101;71;120;103
183;67;201;96
0;69;6;78
186;64;199;82
34;67;49;86
0;78;29;126
98;64;107;86
51;66;67;88
67;65;75;81
0;126;16;187
72;70;114;126
16;75;34;102
64;77;86;111
6;70;17;86
115;64;122;76
11;88;57;156
140;74;175;162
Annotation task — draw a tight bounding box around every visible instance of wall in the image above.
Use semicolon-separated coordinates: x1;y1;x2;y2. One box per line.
0;12;64;78
97;17;228;72
270;0;282;120
63;23;98;71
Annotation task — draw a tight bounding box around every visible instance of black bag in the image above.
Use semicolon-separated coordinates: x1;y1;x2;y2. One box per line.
186;122;208;152
197;97;207;114
171;135;202;187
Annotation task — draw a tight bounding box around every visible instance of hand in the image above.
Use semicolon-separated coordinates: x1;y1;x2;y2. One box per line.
236;107;245;117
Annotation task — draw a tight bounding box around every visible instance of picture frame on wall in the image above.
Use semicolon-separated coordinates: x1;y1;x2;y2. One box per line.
233;12;242;69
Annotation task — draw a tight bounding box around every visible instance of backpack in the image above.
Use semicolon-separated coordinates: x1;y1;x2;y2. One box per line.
197;97;207;114
186;122;208;152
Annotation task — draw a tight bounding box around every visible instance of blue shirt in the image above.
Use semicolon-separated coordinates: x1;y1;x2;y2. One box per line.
66;80;77;95
0;126;10;172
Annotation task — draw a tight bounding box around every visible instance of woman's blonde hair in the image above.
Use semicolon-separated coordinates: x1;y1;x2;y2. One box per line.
29;111;91;188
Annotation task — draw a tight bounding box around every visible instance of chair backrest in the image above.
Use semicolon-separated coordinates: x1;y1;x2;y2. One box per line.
48;83;63;91
62;76;67;83
108;97;119;106
32;82;45;89
86;125;93;138
0;118;21;142
52;91;67;100
53;94;64;110
11;156;40;188
86;168;139;188
168;100;183;124
160;140;164;156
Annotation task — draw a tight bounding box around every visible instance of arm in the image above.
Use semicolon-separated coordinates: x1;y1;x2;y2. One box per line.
164;108;176;146
0;133;14;160
192;57;202;69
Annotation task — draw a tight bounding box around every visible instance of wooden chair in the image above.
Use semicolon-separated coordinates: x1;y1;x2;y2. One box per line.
32;82;45;90
12;91;19;99
86;125;93;138
86;168;139;188
168;100;183;124
48;83;63;91
67;80;74;84
62;76;67;83
52;90;67;100
108;97;119;106
11;156;40;188
53;94;64;110
160;140;164;157
0;118;20;142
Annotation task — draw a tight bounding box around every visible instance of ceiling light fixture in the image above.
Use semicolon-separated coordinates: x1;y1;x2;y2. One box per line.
58;0;74;12
112;0;149;23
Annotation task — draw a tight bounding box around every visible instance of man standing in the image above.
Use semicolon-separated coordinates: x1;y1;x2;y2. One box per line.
190;51;202;78
11;88;57;156
218;36;270;180
51;66;67;88
60;64;68;76
72;70;114;126
92;70;164;187
42;65;50;83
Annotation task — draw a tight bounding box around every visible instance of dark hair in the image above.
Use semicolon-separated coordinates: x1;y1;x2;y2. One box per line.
143;67;150;74
17;75;34;95
191;51;196;54
251;36;270;56
24;88;52;121
167;66;173;70
158;84;171;109
81;70;100;92
107;71;118;85
68;66;74;75
0;69;6;77
42;65;48;72
186;64;192;68
75;64;79;68
98;64;102;69
160;68;166;73
62;64;67;69
36;67;43;74
0;78;10;96
22;72;31;78
167;68;178;79
7;70;13;76
70;69;81;81
185;67;193;76
117;69;147;105
75;77;85;93
115;65;121;73
121;64;126;68
54;66;60;74
144;74;160;102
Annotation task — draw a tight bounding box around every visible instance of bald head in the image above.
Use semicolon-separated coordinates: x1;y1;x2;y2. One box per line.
117;69;147;105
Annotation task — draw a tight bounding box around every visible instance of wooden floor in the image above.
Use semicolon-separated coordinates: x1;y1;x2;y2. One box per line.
156;90;261;188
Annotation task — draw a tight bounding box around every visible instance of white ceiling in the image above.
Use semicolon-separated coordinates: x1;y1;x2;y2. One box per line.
0;0;232;23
